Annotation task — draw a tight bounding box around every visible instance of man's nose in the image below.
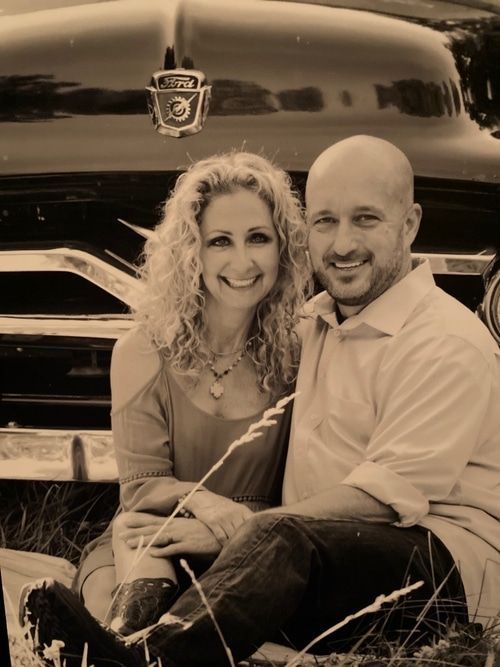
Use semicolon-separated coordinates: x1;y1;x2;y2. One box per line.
330;220;358;257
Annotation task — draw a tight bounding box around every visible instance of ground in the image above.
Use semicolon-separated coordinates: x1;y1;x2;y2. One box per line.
1;480;499;666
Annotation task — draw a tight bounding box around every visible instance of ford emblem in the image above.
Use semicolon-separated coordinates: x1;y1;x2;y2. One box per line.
146;69;211;138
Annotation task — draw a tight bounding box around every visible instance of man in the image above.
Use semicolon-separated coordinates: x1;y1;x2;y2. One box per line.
22;136;500;667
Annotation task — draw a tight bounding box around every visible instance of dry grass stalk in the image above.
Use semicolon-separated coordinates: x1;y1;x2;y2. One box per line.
285;580;425;667
180;557;236;667
389;568;454;661
3;583;49;667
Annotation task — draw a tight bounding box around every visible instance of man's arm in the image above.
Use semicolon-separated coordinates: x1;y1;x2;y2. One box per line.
275;334;496;527
265;484;397;522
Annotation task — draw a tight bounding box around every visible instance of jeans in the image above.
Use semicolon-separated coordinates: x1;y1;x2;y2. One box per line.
143;513;468;667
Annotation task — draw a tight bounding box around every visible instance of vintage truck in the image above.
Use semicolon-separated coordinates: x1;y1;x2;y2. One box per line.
0;0;499;480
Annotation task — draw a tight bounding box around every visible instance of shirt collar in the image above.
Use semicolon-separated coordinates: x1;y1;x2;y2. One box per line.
306;259;436;336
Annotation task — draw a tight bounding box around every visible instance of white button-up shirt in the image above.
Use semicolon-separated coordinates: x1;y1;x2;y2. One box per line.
283;260;500;622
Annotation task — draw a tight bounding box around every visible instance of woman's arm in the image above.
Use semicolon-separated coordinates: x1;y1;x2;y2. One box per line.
116;513;222;559
111;328;201;516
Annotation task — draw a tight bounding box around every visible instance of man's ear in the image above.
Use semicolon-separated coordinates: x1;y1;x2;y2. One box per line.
405;203;422;245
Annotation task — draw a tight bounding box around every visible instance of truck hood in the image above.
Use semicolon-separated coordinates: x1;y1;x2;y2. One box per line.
1;0;500;182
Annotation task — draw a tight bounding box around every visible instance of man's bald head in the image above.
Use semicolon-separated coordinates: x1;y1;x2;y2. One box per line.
305;135;422;315
306;135;414;215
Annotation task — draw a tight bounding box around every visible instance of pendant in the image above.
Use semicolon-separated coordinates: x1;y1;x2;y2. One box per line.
209;379;224;399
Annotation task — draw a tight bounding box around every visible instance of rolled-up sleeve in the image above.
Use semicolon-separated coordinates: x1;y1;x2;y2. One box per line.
342;461;429;526
341;334;492;527
111;332;199;516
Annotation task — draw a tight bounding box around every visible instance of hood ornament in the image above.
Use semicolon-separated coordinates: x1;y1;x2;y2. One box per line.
146;69;211;138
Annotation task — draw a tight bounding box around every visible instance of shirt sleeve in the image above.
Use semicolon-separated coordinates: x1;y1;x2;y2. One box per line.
111;329;199;516
341;333;494;527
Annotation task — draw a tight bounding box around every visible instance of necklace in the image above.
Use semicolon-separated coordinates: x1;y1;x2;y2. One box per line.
208;349;245;399
207;345;243;357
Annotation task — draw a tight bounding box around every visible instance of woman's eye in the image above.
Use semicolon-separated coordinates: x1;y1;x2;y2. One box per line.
313;217;335;226
208;236;230;247
249;233;271;244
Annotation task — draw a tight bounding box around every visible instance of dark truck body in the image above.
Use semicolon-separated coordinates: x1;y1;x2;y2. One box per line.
1;0;499;479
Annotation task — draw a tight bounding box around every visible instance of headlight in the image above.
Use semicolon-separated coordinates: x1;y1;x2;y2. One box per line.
480;269;500;345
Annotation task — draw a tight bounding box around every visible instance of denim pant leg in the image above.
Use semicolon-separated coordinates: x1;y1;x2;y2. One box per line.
143;513;467;667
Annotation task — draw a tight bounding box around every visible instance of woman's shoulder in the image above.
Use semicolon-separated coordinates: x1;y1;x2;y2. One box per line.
111;327;164;412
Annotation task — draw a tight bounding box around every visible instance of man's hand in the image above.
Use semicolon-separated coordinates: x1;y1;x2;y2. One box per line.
119;514;222;558
184;490;253;544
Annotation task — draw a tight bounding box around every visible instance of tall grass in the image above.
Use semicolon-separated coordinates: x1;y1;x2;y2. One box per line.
0;480;118;563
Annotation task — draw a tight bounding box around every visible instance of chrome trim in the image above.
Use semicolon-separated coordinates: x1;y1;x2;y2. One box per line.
480;269;500;345
0;248;142;308
0;315;134;338
117;218;156;240
0;427;117;482
413;252;496;276
3;395;111;406
105;248;139;273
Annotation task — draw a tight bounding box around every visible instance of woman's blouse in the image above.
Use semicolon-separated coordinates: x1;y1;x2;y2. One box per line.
111;329;291;515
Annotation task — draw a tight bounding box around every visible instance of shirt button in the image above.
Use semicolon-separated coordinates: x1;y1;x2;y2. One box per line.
334;329;342;337
310;413;318;421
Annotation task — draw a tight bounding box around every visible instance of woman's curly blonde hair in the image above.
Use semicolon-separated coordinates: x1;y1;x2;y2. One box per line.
134;151;312;395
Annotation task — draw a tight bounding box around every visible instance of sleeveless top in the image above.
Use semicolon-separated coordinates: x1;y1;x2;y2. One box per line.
111;330;292;514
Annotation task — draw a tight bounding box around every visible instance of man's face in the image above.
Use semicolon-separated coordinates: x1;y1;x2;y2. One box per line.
306;163;419;315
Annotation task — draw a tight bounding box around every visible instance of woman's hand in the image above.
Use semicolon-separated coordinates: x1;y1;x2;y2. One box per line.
119;514;221;558
184;490;253;544
118;511;172;547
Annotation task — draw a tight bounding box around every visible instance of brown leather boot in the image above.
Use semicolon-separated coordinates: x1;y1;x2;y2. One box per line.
109;577;179;635
20;578;146;667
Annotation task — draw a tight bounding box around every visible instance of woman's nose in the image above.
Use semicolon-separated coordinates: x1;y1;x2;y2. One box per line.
232;244;255;270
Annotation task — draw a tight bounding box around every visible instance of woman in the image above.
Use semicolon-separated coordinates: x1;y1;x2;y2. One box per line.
69;150;311;638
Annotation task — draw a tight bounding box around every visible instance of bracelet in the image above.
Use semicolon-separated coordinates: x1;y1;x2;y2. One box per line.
175;492;195;518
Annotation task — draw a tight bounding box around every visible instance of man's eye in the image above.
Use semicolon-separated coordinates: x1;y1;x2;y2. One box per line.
356;214;379;224
313;217;335;226
208;236;231;247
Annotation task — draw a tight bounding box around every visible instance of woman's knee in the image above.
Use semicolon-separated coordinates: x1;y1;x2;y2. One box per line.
111;511;135;536
81;566;115;622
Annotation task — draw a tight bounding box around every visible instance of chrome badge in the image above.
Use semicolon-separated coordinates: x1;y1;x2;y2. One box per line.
146;69;211;138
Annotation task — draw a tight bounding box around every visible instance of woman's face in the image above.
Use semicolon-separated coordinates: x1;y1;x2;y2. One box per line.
199;188;280;314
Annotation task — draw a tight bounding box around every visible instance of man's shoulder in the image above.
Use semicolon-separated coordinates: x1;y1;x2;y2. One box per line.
407;286;498;363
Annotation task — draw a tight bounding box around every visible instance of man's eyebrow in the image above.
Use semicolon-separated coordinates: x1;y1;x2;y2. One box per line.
307;209;334;219
354;206;384;216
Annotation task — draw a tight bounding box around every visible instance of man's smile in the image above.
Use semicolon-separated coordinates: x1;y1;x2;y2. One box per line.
328;259;369;272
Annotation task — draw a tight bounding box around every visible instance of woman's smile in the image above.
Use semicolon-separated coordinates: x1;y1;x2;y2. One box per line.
220;275;262;289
